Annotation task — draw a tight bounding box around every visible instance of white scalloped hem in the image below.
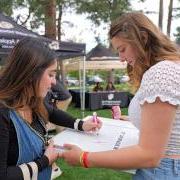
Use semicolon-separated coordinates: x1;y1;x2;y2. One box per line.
139;95;180;106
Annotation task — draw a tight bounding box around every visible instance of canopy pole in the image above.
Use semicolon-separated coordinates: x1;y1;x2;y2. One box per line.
79;59;84;117
82;54;86;117
79;51;86;119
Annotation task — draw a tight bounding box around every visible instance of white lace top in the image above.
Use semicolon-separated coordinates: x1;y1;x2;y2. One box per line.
128;60;180;155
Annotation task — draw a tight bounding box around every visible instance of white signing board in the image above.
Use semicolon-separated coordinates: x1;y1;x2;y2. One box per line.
53;116;139;174
53;116;139;153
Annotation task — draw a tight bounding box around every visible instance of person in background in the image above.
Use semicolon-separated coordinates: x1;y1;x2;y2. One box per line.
53;80;72;113
0;37;101;180
93;82;103;92
46;79;72;132
105;81;116;91
60;12;180;180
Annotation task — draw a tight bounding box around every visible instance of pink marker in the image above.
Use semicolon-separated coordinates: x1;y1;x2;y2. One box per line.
92;112;98;123
111;105;121;120
92;112;99;135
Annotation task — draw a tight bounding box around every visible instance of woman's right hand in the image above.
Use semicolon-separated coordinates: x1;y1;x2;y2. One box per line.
44;141;59;165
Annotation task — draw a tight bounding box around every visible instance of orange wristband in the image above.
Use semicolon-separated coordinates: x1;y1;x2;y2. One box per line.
82;152;89;168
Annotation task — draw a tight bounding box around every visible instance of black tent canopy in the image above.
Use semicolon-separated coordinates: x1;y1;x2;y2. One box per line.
0;12;85;59
56;41;85;59
86;44;118;61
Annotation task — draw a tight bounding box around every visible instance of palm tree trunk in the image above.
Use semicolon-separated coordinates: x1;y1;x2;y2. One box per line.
57;4;62;41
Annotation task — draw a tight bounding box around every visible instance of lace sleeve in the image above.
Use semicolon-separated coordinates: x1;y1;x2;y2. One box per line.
138;61;180;106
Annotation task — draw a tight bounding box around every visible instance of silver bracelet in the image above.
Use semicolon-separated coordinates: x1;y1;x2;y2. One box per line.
74;119;81;130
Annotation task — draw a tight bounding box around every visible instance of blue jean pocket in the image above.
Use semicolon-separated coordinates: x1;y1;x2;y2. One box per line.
133;158;180;180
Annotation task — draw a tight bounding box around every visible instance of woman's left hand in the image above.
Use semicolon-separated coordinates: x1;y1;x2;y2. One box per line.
59;144;83;166
82;117;102;132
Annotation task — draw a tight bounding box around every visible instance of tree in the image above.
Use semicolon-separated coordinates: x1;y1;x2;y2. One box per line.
74;0;131;83
42;0;74;40
75;0;131;26
173;0;180;44
0;0;27;16
56;0;76;40
167;0;173;36
174;27;180;44
0;0;14;15
43;0;57;39
158;0;163;30
173;0;180;19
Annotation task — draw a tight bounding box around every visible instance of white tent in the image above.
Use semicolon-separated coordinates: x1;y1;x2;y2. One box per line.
63;44;127;71
63;44;127;114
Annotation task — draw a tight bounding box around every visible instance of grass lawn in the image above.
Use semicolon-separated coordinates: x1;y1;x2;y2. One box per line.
55;104;132;180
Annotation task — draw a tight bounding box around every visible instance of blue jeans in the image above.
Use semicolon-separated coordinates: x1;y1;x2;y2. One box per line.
133;158;180;180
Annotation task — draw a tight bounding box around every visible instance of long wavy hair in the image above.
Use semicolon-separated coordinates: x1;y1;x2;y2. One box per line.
0;37;57;122
109;12;180;90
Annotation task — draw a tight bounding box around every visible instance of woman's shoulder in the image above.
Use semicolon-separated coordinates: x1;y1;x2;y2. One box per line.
143;60;180;80
150;60;179;71
138;60;180;105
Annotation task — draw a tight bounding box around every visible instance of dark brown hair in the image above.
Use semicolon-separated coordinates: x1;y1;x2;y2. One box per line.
0;37;57;121
109;12;180;89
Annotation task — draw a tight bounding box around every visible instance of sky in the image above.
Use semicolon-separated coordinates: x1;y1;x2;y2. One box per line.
14;0;180;52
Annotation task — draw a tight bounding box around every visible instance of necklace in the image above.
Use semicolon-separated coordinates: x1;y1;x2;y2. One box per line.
16;109;48;146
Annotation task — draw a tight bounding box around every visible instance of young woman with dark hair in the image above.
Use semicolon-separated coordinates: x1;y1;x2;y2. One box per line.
0;37;101;180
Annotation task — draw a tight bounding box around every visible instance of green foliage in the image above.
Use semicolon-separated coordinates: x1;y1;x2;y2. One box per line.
0;0;14;15
0;0;44;29
24;0;44;29
56;0;76;7
27;0;76;29
0;0;28;16
56;159;132;180
75;0;131;25
67;103;128;119
0;0;73;30
68;71;80;78
174;26;180;45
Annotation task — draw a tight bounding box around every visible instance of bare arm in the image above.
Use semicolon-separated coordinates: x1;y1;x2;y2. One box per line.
62;98;176;169
87;98;176;169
